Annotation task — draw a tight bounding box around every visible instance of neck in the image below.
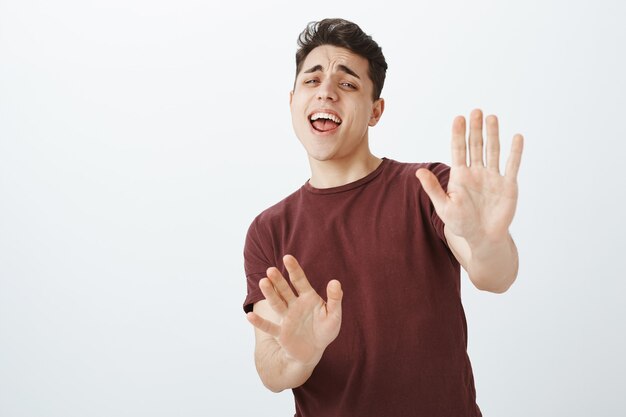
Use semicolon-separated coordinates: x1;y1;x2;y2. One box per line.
307;150;383;189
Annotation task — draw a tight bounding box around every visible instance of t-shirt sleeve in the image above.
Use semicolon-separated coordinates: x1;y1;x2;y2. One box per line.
424;162;451;246
242;216;272;313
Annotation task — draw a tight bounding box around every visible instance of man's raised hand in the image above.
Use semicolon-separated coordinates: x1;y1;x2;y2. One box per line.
415;109;524;244
246;254;343;367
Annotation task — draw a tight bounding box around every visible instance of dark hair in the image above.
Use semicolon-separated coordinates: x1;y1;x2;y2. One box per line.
295;18;388;100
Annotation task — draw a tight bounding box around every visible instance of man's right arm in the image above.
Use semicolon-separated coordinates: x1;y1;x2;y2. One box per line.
246;254;343;392
250;300;321;392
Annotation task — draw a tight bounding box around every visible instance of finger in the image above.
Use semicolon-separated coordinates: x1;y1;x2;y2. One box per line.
325;279;343;316
283;255;315;296
266;268;296;304
415;168;449;215
468;108;484;167
451;116;467;167
485;114;500;172
259;277;288;315
504;134;524;180
246;312;280;337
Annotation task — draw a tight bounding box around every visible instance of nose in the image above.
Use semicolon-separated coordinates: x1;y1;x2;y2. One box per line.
317;81;337;101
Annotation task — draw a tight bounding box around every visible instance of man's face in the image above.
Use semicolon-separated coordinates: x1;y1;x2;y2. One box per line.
289;45;384;163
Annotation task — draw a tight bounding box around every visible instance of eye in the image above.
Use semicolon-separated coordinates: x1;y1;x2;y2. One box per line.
340;82;356;89
304;79;319;85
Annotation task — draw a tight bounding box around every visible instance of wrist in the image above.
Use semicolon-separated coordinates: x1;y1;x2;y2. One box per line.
282;346;324;370
464;229;511;250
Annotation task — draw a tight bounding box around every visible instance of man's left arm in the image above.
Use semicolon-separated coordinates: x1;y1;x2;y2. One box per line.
416;109;524;293
444;226;519;293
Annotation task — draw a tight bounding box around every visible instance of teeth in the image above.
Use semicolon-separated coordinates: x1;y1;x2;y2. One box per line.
310;112;342;124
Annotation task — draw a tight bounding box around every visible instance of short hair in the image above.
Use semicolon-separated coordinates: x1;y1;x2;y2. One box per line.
294;18;388;100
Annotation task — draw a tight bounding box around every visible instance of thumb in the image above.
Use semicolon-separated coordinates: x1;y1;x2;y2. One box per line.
325;279;343;316
415;168;448;214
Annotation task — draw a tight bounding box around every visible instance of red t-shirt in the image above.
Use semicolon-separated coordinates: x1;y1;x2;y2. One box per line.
243;158;482;417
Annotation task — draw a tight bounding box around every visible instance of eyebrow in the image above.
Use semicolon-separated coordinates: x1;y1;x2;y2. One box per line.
303;64;361;79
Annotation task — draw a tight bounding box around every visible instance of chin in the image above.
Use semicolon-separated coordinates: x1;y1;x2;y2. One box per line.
304;147;337;162
297;136;336;159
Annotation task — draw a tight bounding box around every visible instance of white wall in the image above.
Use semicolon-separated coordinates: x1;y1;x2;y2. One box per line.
1;0;625;416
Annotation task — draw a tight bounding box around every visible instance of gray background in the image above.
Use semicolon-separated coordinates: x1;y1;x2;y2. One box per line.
1;0;625;416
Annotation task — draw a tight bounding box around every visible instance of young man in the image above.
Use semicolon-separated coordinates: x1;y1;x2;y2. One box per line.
242;18;523;417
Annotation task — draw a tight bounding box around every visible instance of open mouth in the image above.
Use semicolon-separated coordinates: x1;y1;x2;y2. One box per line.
309;112;342;132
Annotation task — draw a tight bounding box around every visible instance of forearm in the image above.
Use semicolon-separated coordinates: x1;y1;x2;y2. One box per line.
446;227;519;293
254;335;321;393
465;233;518;293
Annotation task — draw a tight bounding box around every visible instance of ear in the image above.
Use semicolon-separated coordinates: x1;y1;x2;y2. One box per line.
289;90;294;106
368;98;385;127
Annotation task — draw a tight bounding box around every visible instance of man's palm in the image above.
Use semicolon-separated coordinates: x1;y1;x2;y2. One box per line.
247;255;343;365
416;110;523;243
